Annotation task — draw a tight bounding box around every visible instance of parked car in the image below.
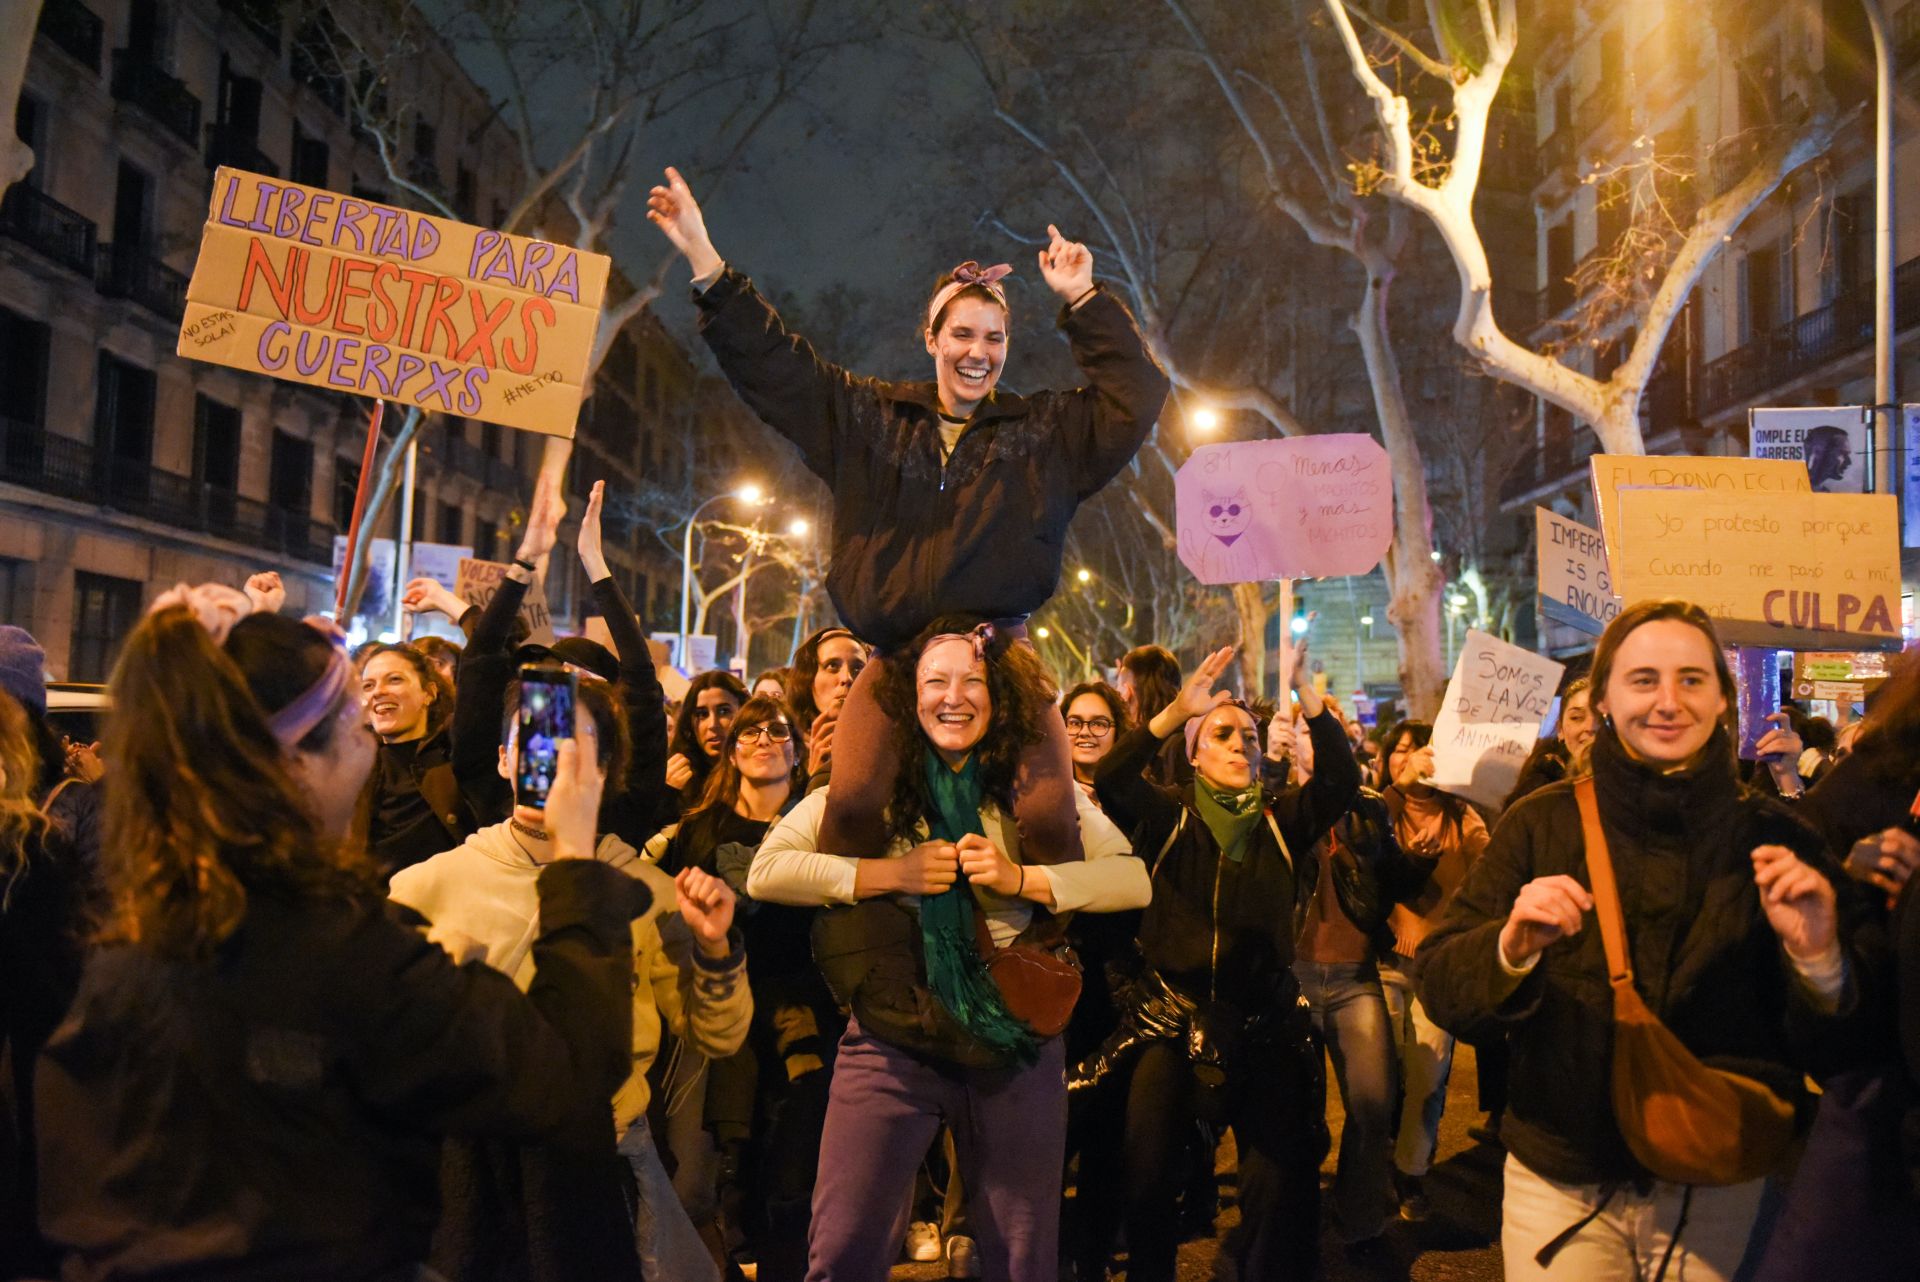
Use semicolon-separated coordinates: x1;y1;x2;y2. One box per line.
44;682;108;746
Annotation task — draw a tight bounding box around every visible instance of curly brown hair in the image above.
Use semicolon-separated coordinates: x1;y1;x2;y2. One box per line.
687;695;807;820
357;642;454;738
103;608;378;960
874;615;1059;840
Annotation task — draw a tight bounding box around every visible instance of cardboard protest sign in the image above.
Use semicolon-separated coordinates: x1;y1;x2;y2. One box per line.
178;168;609;437
1589;454;1810;569
408;541;472;590
1428;629;1566;809
1749;407;1868;494
1904;406;1920;547
1613;488;1902;649
456;558;555;645
1176;434;1393;584
1791;650;1891;705
1534;507;1619;636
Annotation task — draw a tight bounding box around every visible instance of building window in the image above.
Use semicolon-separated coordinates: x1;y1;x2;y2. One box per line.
0;557;33;630
93;353;155;472
438;501;464;546
270;430;313;519
15;95;48;190
69;571;143;683
335;455;361;530
193;395;242;491
482;419;501;458
291;120;330;187
454;163;476;220
113;160;152;249
474;518;498;561
0;308;51;428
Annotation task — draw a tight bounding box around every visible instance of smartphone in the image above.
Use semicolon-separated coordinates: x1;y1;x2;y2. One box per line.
515;663;577;812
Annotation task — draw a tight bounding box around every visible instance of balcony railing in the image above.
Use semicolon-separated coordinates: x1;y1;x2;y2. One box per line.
0;419;335;564
110;51;202;148
219;0;282;52
206;123;278;177
96;243;189;321
37;0;103;72
0;183;98;276
1699;253;1920;416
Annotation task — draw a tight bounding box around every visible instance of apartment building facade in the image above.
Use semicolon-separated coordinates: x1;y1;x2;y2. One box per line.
1;0;714;679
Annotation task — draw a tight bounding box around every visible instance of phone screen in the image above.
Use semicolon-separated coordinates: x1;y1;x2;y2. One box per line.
515;666;576;811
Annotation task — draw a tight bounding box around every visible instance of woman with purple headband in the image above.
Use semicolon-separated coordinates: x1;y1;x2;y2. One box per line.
34;600;642;1281
648;167;1171;872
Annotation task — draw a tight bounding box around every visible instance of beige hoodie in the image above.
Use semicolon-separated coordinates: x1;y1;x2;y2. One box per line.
389;820;751;1131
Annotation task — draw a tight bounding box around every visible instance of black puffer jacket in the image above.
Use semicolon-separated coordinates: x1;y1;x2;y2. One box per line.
695;269;1169;650
1321;787;1437;947
1094;711;1360;1016
1415;726;1879;1186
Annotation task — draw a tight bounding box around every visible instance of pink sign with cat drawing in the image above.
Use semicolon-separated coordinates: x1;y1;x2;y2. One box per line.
1174;434;1393;584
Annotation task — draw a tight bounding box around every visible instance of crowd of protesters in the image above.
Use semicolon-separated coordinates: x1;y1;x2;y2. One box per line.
0;166;1915;1282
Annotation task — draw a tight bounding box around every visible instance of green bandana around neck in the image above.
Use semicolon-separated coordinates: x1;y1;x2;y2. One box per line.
918;749;1038;1063
1194;775;1264;864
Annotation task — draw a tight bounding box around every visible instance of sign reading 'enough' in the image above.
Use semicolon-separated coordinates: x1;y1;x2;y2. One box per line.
177;168;609;437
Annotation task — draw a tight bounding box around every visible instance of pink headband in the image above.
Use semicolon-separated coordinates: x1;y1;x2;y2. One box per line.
926;261;1011;331
1185;698;1255;762
922;622;997;664
266;645;352;748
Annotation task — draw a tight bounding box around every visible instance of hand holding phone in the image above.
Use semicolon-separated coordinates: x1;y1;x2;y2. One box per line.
515;664;578;815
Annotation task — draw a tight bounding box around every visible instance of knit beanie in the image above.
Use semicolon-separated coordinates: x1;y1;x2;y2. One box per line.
0;626;47;715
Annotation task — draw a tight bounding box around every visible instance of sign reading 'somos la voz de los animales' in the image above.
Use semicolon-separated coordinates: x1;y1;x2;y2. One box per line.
177;168;609;437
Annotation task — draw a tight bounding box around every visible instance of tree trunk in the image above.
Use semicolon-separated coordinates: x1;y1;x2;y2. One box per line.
1351;261;1448;718
1230;582;1271;697
0;3;41;199
341;406;423;621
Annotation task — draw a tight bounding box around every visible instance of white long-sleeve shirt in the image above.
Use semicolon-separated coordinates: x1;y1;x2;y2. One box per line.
749;785;1151;947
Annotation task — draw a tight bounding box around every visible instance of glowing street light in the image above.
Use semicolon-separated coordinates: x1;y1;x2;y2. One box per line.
1076;567;1093;584
1190;406;1220;432
737;482;767;505
1359;614;1375;627
1035;626;1052;640
788;517;810;537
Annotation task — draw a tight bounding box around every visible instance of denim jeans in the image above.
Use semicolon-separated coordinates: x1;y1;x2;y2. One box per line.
1381;952;1454;1178
1295;959;1399;1243
618;1118;720;1282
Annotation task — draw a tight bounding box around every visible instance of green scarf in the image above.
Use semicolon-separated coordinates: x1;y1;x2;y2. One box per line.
1194;776;1264;864
919;750;1039;1064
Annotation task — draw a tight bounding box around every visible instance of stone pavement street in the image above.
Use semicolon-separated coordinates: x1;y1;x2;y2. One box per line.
891;1043;1504;1281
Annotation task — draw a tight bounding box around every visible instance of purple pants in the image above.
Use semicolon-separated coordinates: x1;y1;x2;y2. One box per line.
806;1019;1068;1282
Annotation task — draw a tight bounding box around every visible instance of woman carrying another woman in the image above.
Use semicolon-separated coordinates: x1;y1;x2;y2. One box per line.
749;616;1151;1282
34;598;640;1281
648;166;1170;870
1082;643;1359;1282
1416;600;1875;1281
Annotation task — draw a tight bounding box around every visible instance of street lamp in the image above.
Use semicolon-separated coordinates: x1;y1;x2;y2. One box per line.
680;483;766;668
788;517;810;538
1190;406;1220;433
1035;626;1052;640
1076;567;1093;584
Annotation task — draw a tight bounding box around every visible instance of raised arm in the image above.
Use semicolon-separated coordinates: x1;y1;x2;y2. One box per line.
1032;224;1170;497
577;480;675;843
650;167;861;480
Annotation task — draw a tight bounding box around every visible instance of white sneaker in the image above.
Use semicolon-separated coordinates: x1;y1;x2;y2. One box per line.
904;1220;942;1262
945;1234;980;1279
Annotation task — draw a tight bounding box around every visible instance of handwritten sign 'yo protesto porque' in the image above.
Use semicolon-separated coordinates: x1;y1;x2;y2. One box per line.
1427;629;1566;809
1613;488;1902;649
177;168;609;437
1175;434;1394;584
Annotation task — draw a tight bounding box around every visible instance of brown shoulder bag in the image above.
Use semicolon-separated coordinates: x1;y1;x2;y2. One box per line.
1574;777;1796;1186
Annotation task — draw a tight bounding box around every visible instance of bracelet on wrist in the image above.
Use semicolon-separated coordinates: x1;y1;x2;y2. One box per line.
1068;285;1098;309
512;557;536;573
1015;865;1026;897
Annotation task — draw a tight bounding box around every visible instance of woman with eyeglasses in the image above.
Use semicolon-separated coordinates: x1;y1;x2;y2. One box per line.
646;697;836;1282
1061;681;1130;804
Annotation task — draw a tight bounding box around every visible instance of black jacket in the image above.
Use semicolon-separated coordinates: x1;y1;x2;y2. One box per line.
1320;787;1436;947
1094;710;1360;1015
1415;727;1877;1186
694;269;1170;650
34;861;642;1282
